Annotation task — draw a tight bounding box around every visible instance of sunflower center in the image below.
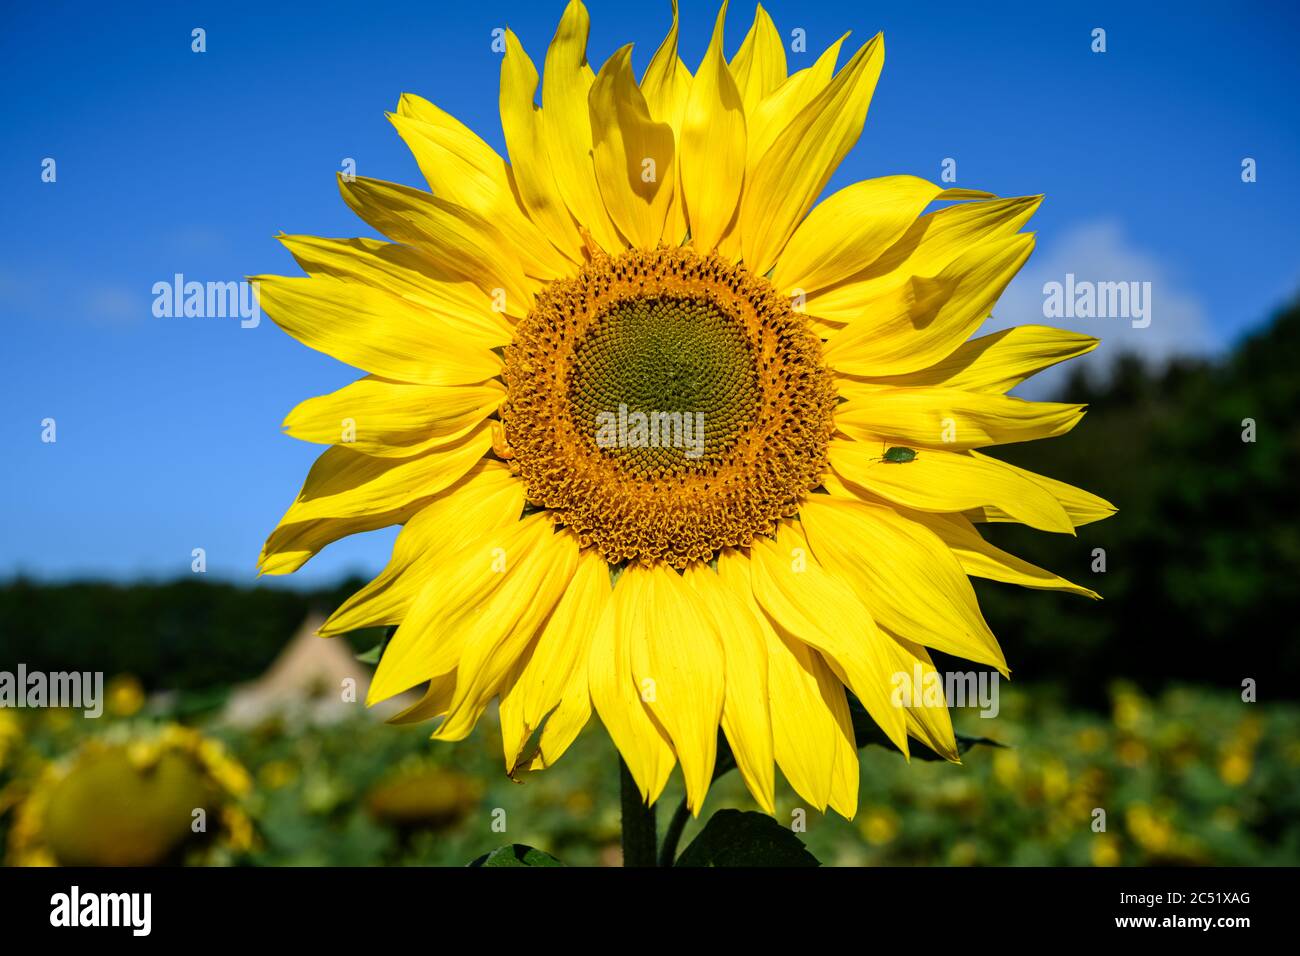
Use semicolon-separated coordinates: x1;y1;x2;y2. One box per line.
500;246;835;568
568;293;759;475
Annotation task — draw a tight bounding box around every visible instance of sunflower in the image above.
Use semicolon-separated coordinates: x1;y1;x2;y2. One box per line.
7;725;253;866
256;0;1113;818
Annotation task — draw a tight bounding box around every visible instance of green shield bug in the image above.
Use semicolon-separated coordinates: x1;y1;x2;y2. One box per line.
880;446;918;464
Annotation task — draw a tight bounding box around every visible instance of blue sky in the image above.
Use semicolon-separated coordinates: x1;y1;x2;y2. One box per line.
3;0;1298;585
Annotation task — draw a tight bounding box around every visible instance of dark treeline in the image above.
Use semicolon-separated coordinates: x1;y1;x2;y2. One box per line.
2;300;1297;705
970;296;1300;705
0;577;377;694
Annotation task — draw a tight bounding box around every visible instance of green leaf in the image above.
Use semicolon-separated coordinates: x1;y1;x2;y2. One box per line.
355;624;396;665
952;733;1006;756
675;810;820;867
467;844;565;867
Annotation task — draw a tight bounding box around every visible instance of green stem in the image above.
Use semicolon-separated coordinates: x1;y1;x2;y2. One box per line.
619;758;657;867
658;798;691;867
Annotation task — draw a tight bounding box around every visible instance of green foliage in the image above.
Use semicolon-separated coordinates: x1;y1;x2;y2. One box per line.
354;644;384;665
5;682;1295;867
469;845;565;867
675;810;819;867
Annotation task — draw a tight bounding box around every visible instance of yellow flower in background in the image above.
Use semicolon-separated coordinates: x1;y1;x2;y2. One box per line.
1112;685;1147;732
1218;746;1253;786
6;725;252;866
106;674;146;718
256;0;1112;816
1041;758;1070;802
1090;834;1120;867
0;709;20;772
992;748;1022;790
859;806;900;846
1117;739;1148;768
1125;803;1174;854
364;764;482;830
258;758;298;790
1074;727;1105;754
948;840;979;866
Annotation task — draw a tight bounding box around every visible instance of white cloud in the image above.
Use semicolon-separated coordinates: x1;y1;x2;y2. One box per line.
168;225;228;254
82;285;146;328
0;273;146;328
987;221;1216;398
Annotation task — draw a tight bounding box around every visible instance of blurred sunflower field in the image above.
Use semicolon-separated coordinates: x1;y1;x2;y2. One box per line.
2;676;1296;867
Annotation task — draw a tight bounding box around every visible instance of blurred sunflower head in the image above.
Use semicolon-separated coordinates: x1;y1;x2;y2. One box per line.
256;0;1113;816
364;763;482;830
7;725;252;866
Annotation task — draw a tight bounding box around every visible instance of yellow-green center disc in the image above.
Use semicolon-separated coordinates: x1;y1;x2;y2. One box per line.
568;293;759;477
501;246;835;568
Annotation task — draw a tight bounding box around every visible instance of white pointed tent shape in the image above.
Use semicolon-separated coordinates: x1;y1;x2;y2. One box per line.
223;613;410;726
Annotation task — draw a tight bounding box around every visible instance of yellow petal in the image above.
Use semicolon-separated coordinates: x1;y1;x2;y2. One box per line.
823;232;1036;377
258;504;423;576
909;510;1100;598
499;29;586;261
825;699;862;819
720;544;864;818
269;425;491;531
388;105;574;281
686;561;775;814
828;440;1075;534
512;548;608;749
773;176;943;295
284;377;503;458
530;680;592;770
805;194;1042;325
963;452;1118;527
589;570;677;805
338;176;534;309
541;0;625;252
719;550;844;810
254;274;501;385
626;563;724;815
317;460;525;635
386;672;458;725
859;324;1101;393
754;605;857;811
729;3;786;116
278;234;518;335
516;666;600;774
497;656;535;769
679;1;746;251
432;528;579;741
878;634;959;762
746;33;846;166
801;496;1008;674
640;0;694;246
741;34;884;275
367;513;559;705
641;0;693;126
851;195;1042;295
748;523;908;755
589;45;676;249
835;385;1086;450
